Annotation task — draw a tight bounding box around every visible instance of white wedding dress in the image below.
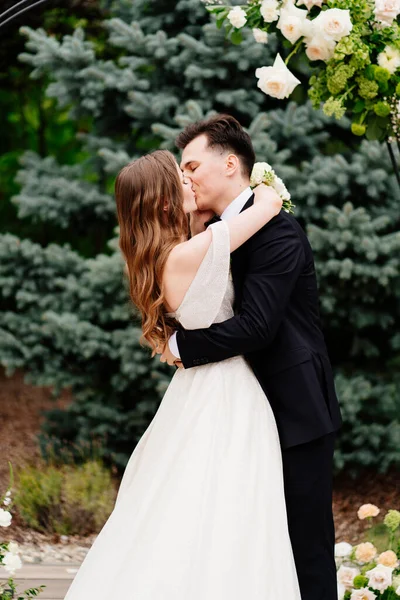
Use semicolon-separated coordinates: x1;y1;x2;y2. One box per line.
64;221;301;600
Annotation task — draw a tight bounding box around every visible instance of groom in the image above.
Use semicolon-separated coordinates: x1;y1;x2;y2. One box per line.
160;114;342;600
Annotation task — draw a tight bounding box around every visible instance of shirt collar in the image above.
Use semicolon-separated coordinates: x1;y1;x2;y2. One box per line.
220;186;253;221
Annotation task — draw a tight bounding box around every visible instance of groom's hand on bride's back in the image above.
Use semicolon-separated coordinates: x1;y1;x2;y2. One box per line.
157;343;184;369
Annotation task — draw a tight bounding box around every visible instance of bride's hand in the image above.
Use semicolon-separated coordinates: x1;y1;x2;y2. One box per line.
189;208;216;236
253;184;282;216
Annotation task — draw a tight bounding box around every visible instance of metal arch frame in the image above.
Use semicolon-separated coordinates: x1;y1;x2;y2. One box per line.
0;0;52;30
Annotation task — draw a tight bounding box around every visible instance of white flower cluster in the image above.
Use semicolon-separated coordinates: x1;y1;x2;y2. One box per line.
250;162;292;212
334;504;400;600
0;489;23;576
225;0;400;101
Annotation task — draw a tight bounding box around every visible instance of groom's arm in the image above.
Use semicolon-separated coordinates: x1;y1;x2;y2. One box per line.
176;217;305;369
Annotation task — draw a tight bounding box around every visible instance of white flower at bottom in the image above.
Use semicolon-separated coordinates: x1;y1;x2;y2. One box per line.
337;565;360;590
297;0;325;9
338;581;346;600
396;584;400;595
227;6;247;28
378;45;400;74
350;589;377;600
253;28;269;44
335;542;353;557
8;541;19;555
366;564;393;592
3;552;22;575
256;53;301;99
0;508;12;527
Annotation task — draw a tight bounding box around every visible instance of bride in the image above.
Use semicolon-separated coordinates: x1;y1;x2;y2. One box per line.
64;149;301;600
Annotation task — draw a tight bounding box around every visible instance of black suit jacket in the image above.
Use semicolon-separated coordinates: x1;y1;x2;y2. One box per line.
176;196;342;449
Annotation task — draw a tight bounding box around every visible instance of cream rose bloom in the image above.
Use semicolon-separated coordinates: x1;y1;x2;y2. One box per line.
253;28;269;44
366;564;393;592
337;565;360;590
0;508;12;527
378;45;400;74
227;6;247;29
297;0;325;9
277;2;310;44
357;504;380;520
305;35;336;61
338;581;346;600
355;542;377;563
374;0;400;26
396;584;400;595
335;542;353;558
3;552;22;575
256;53;301;99
350;589;377;600
250;162;273;186
260;0;281;23
378;550;398;568
8;541;19;555
312;7;353;42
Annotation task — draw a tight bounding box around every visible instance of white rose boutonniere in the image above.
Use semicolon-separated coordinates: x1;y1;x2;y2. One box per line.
250;162;294;213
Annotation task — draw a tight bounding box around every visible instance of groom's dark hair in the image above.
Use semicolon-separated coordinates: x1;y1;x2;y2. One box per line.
175;114;256;178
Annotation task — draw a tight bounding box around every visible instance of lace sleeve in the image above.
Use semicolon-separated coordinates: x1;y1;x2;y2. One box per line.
175;220;231;330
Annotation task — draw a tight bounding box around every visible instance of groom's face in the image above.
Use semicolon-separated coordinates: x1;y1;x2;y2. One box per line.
180;134;228;211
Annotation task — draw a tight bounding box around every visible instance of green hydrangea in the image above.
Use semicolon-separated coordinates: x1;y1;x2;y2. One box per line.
351;122;366;135
374;67;391;83
308;72;329;109
374;101;391;117
353;575;369;589
396;82;400;96
323;97;347;119
327;63;356;95
384;509;400;532
357;76;379;99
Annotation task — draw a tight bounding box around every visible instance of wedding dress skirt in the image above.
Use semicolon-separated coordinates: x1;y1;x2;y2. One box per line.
64;221;301;600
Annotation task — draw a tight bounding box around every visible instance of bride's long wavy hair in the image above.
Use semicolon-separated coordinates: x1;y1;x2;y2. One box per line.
115;150;189;354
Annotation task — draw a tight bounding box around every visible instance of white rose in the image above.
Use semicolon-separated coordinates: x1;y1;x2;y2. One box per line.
374;0;400;26
8;541;19;555
335;542;353;558
260;0;281;23
250;162;274;186
312;7;353;42
378;45;400;74
253;28;269;44
278;1;312;42
396;585;400;595
2;552;22;575
350;589;377;600
277;14;307;43
366;564;393;593
337;565;360;590
256;53;301;99
272;176;291;200
305;35;336;61
296;0;325;9
338;582;346;600
227;6;247;29
0;508;12;527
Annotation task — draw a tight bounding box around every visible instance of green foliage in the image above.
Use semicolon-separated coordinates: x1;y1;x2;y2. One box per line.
14;461;116;535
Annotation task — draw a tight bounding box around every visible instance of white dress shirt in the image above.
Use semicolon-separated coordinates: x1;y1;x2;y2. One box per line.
168;187;253;359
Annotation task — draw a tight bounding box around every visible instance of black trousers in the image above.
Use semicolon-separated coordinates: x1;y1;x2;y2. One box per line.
282;432;337;600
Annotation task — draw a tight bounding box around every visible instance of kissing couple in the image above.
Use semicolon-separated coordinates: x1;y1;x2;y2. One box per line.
64;114;342;600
